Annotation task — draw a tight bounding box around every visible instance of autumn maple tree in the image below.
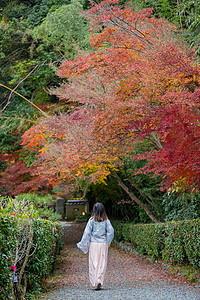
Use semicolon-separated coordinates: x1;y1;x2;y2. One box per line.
0;150;47;196
21;0;200;222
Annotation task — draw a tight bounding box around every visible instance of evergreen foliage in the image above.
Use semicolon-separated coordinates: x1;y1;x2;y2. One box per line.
113;218;200;267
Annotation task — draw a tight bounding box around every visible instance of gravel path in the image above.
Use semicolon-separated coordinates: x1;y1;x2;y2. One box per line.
40;222;200;300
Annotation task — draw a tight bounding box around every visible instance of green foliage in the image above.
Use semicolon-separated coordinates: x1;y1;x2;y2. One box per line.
2;1;31;21
0;215;18;298
26;218;62;282
140;0;200;53
1;0;90;103
142;0;178;22
0;128;21;154
19;150;37;167
162;192;200;221
1;196;38;218
0;0;91;170
123;156;165;221
14;193;61;222
112;218;200;267
31;0;90;59
179;1;200;54
0;94;37;161
163;219;200;267
0;213;62;299
129;223;165;258
2;0;70;25
117;154;200;223
111;220;124;242
16;193;53;207
25;0;71;27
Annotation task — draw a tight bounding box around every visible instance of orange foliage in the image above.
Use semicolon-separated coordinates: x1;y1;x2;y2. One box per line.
21;0;200;192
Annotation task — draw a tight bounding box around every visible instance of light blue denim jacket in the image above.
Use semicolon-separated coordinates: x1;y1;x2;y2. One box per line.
77;218;114;254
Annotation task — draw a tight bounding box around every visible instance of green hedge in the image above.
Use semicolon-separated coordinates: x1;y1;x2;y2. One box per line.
0;214;18;297
112;219;200;267
0;213;63;299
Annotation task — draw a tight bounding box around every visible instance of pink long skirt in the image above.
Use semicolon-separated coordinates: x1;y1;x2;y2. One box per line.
89;242;108;288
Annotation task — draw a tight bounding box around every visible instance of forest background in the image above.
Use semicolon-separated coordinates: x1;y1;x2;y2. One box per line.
0;0;200;224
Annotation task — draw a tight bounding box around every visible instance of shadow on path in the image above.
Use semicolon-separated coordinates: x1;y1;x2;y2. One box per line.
40;222;200;300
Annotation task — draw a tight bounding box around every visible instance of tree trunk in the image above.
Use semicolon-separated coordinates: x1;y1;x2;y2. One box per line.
18;223;33;288
127;178;158;209
110;169;160;223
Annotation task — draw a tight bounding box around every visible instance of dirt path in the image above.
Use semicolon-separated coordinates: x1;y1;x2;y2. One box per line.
39;222;200;300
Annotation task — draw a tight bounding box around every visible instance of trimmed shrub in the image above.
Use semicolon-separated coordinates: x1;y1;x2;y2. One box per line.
0;215;18;298
14;193;61;222
26;219;62;279
111;220;124;242
112;218;200;267
163;219;200;267
0;213;62;299
129;223;165;258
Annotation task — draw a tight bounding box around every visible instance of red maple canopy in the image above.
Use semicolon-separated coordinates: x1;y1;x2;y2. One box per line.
22;0;200;193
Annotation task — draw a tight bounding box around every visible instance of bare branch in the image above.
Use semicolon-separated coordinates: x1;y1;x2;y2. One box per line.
150;132;162;150
0;83;49;117
7;63;41;106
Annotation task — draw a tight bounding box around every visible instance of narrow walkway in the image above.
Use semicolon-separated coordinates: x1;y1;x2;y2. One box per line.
40;222;200;300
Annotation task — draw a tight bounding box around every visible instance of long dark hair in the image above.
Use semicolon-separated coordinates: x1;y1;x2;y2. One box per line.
92;202;107;222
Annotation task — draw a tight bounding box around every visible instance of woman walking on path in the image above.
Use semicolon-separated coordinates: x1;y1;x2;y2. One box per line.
77;202;114;291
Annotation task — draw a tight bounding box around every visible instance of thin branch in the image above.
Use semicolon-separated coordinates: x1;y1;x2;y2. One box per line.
18;224;33;287
113;45;141;52
150;132;162;150
28;243;38;257
0;83;48;117
7;63;42;106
